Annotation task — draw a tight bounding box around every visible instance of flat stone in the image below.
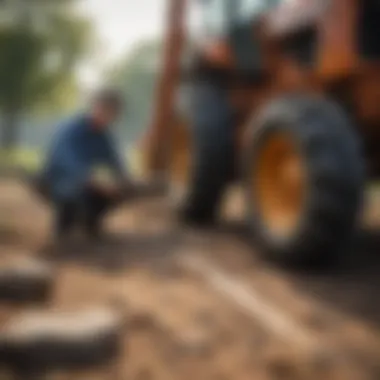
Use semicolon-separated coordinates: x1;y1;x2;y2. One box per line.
0;307;124;374
0;258;54;304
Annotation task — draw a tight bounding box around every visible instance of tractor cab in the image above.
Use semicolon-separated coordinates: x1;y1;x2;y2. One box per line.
192;0;283;75
195;0;380;80
197;0;279;35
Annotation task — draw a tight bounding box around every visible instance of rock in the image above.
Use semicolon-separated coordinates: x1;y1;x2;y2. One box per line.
0;307;124;375
0;258;54;304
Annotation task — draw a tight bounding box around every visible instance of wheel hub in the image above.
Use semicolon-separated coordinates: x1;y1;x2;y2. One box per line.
254;132;306;239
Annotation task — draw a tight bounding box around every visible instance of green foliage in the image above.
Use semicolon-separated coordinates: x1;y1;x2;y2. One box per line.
107;40;163;144
0;27;43;111
0;9;92;112
34;10;93;113
0;1;93;148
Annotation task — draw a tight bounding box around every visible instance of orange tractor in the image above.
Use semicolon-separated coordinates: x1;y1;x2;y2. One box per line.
144;0;380;265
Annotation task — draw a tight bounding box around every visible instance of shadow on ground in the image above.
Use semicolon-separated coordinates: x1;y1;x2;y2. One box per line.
40;222;380;327
41;231;183;273
286;228;380;328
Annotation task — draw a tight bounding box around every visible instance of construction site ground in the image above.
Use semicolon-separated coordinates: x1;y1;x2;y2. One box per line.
1;179;380;380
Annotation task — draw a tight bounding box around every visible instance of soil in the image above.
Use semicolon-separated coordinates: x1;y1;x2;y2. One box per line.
1;179;380;380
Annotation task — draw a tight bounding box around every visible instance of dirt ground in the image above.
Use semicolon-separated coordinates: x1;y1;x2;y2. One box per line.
1;178;380;379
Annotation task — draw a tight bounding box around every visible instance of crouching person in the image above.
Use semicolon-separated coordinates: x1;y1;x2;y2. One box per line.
36;89;132;240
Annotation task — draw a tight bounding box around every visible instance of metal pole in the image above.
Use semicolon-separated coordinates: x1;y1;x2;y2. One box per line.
143;0;188;177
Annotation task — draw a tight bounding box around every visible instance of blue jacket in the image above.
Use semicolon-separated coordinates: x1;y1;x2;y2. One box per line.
42;114;126;200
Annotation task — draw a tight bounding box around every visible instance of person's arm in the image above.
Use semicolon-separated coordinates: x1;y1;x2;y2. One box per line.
102;132;131;186
101;132;168;199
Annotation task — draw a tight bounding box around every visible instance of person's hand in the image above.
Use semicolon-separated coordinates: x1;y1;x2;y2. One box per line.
113;178;136;200
104;183;121;197
131;178;169;199
87;179;120;198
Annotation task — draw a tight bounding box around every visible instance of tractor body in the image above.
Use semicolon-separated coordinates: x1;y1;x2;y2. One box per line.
145;0;380;265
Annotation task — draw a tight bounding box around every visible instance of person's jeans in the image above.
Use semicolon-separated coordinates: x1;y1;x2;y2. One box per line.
30;174;166;238
181;81;235;222
54;186;120;238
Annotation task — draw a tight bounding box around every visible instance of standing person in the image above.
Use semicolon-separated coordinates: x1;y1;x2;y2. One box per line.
38;89;131;240
180;56;235;226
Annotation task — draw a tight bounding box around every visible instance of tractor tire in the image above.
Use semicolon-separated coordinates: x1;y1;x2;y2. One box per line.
244;95;365;266
179;82;235;225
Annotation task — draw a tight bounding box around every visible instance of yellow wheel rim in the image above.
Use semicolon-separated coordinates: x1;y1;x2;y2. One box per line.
169;119;191;205
254;132;306;239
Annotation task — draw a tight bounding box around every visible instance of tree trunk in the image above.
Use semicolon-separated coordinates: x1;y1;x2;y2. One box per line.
0;111;19;151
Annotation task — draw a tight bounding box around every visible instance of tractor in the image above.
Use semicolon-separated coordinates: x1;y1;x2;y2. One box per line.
143;0;380;265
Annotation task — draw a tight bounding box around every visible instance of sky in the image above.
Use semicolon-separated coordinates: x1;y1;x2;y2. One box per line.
76;0;167;88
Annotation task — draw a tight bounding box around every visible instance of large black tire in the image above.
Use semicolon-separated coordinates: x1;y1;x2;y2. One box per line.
180;82;235;224
244;95;365;266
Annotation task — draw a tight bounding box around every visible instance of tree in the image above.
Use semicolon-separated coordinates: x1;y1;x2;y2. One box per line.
0;1;93;150
107;40;163;145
